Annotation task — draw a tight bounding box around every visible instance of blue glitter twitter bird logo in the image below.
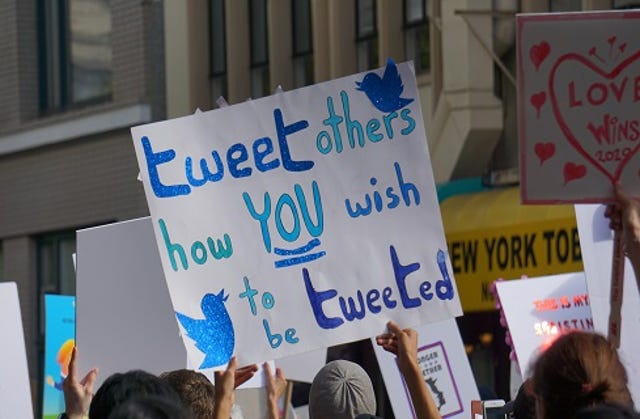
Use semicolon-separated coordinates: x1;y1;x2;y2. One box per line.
355;58;414;113
176;290;235;369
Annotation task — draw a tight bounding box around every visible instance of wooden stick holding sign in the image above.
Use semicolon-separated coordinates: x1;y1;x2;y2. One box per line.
282;381;294;419
609;231;624;348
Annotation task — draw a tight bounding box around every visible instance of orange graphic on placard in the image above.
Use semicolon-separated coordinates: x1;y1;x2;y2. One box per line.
46;339;75;391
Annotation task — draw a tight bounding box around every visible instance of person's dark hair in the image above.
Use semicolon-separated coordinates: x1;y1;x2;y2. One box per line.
160;369;215;419
509;380;536;419
532;331;633;419
574;403;640;419
89;370;183;419
107;395;193;419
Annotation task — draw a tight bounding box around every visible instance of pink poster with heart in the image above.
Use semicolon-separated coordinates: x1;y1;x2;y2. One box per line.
518;11;640;204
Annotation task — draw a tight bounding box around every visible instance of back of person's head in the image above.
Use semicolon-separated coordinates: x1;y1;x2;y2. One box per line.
89;370;182;419
160;369;215;419
107;395;193;419
574;403;640;419
309;360;376;419
502;380;536;419
532;331;633;419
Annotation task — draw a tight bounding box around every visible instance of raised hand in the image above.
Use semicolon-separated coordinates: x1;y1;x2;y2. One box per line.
62;347;98;419
214;356;238;419
264;362;287;419
376;321;442;419
375;320;419;374
605;184;640;257
234;363;258;388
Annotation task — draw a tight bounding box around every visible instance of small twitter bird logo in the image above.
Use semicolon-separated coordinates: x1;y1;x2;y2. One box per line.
355;58;414;113
176;290;235;369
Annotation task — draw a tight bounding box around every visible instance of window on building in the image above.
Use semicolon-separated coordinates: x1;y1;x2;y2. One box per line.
37;232;76;300
37;0;112;111
210;0;228;102
549;0;582;11
37;234;75;334
250;0;270;98
292;0;314;87
356;0;378;72
404;0;430;74
37;233;75;349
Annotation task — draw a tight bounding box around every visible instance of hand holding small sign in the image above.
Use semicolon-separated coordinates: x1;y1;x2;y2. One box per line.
376;321;442;419
603;184;640;347
62;347;98;419
605;185;640;285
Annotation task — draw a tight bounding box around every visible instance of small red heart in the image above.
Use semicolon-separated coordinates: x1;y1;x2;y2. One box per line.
534;142;555;165
608;36;617;46
620;43;627;53
530;41;551;71
563;162;587;185
589;46;597;56
530;91;546;118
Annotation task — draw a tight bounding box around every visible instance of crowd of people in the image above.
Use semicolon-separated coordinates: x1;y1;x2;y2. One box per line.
56;186;640;418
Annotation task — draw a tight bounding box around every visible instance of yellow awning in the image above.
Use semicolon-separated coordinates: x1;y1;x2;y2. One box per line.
440;187;583;312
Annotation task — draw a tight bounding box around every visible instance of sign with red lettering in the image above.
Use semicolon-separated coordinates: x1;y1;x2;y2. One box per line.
495;272;592;377
518;11;640;203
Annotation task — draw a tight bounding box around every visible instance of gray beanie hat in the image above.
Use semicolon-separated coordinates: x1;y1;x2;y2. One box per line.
309;360;377;419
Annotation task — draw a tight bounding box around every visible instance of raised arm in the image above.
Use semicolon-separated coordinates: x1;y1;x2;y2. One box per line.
264;362;287;419
376;321;441;419
214;356;238;419
605;184;640;281
62;347;99;419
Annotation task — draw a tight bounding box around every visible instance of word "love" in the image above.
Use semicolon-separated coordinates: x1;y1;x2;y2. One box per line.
568;76;640;108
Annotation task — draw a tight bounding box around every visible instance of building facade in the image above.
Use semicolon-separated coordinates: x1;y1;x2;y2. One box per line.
0;0;164;403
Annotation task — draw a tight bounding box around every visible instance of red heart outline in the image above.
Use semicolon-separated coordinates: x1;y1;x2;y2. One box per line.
549;50;640;184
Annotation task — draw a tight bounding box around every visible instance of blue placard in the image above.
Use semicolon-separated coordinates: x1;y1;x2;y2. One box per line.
42;294;75;418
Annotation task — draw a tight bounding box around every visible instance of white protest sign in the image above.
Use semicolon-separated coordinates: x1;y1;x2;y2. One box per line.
373;318;478;419
76;217;284;389
575;204;640;399
0;282;33;419
76;218;188;387
131;61;462;368
518;11;640;203
495;273;592;376
275;348;326;383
